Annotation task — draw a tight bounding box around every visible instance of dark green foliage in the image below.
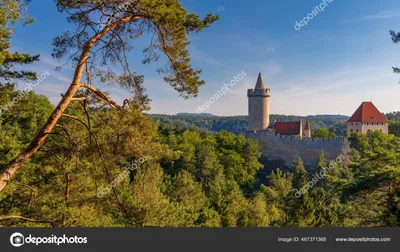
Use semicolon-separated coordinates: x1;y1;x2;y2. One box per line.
312;128;336;139
1;88;399;227
344;131;400;226
0;84;54;168
389;120;400;137
386;112;400;137
0;0;39;81
0;86;268;227
385;111;400;121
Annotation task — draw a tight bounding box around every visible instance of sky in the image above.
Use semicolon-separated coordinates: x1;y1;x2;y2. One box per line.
8;0;400;116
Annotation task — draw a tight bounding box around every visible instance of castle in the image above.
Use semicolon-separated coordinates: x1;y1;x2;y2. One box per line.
245;73;387;171
247;73;312;139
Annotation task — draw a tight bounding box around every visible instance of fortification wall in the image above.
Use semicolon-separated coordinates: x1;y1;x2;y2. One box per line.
246;131;350;171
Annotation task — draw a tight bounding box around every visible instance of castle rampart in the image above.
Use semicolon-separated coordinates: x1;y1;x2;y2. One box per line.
246;131;350;171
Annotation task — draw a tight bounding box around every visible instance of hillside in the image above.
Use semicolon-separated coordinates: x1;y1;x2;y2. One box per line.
149;114;349;136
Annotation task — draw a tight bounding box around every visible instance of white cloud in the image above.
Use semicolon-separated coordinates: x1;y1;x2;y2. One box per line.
339;9;400;24
362;10;400;20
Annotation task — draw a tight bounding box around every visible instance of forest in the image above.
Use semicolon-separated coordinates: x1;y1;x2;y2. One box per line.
151;113;400;137
1;84;399;227
0;0;399;227
150;114;349;136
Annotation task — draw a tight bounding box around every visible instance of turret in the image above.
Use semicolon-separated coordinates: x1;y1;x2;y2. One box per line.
303;120;311;138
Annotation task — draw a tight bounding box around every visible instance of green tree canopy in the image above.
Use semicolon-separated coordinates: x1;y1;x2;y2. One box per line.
312;128;335;139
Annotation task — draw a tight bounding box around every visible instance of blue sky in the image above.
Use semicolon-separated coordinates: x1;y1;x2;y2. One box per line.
9;0;400;116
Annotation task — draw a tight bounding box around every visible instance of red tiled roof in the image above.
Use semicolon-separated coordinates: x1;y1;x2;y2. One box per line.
304;120;311;131
274;121;301;134
348;102;388;123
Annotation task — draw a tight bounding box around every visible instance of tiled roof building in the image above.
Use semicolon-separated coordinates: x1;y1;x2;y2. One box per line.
347;102;388;136
274;121;301;135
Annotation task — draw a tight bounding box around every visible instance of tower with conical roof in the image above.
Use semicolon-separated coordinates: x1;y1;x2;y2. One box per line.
303;120;311;138
247;73;270;131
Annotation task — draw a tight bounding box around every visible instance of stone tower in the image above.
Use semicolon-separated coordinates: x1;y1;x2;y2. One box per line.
247;73;270;132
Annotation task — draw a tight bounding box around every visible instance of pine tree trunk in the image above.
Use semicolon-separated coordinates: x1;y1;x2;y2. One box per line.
0;16;134;193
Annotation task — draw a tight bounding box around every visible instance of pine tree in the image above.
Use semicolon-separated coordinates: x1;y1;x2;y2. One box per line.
343;131;400;226
0;0;39;81
261;168;293;226
0;0;219;192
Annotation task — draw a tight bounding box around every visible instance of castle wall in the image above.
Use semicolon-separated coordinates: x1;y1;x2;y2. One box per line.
246;131;350;171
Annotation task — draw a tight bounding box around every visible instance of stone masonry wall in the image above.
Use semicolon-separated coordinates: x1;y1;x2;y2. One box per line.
246;131;350;172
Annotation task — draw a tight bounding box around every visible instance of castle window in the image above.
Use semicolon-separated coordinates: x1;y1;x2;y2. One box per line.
356;129;359;132
351;129;353;133
351;123;353;126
